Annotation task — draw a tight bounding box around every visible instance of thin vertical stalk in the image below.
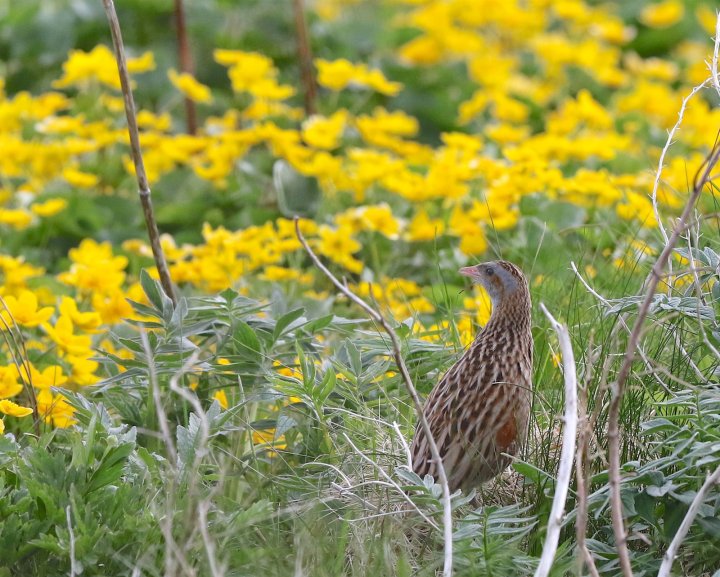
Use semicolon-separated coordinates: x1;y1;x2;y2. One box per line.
608;140;720;577
173;0;198;134
292;0;317;115
102;0;178;305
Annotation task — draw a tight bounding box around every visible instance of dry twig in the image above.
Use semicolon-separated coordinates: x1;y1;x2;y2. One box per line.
294;217;454;577
574;351;602;577
534;304;578;577
66;504;78;577
292;0;317;115
650;79;710;246
173;0;197;134
657;463;720;577
102;0;177;305
341;432;441;530
608;138;720;577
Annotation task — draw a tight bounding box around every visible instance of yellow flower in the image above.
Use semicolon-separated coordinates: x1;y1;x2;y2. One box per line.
214;49;274;73
274;359;302;380
43;316;92;357
398;34;444;65
450;208;488;255
63;167;100;188
59;297;102;332
252;427;287;449
58;239;128;294
616;192;657;226
214;50;295;100
168;69;212;103
66;356;99;388
639;0;684;28
405;210;445;242
37;389;76;428
246;78;295;101
20;363;68;390
0;366;22;399
0;209;33;230
213;389;228;409
0;256;45;294
126;51;156;74
359;204;401;239
53;45;154;90
0;418;4;434
92;289;134;325
0;399;33;418
302;110;348;150
315;58;402;96
696;5;718;36
1;290;55;328
260;266;310;283
31;198;68;217
316;225;362;272
137;110;172;131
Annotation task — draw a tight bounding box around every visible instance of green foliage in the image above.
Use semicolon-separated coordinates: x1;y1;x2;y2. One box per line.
3;0;720;575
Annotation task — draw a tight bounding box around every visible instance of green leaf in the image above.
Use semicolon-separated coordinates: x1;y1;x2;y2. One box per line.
275;414;297;438
85;443;134;494
167;296;189;336
139;269;163;311
304;314;334;333
273;307;306;341
512;461;552;485
346;340;362;377
295;343;316;389
698;516;720;538
664;501;690;540
125;299;163;319
233;320;262;359
316;369;336;404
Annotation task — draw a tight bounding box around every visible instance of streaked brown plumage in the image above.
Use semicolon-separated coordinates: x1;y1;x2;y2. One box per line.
411;260;533;493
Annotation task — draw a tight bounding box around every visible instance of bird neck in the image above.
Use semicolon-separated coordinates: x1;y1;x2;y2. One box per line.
483;289;532;336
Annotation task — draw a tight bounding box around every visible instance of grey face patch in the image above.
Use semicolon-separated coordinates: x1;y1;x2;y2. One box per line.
478;261;521;305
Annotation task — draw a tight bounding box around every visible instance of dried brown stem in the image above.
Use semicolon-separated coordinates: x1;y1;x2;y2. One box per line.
173;0;198;135
608;140;720;577
102;0;177;306
294;217;453;577
575;346;601;577
292;0;317;115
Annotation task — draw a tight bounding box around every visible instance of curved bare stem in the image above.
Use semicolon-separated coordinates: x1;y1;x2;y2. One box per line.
609;139;720;577
534;304;578;577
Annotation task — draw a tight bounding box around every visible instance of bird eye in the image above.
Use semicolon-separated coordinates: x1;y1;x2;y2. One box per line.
484;266;494;276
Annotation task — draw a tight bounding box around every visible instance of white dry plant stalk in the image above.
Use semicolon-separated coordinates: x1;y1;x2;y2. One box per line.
294;217;455;577
657;464;720;577
66;503;78;577
534;304;578;577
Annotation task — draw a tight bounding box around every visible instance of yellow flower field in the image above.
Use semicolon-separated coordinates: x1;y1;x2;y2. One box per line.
1;1;720;574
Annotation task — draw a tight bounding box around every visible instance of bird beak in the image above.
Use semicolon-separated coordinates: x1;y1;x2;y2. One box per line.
459;266;478;279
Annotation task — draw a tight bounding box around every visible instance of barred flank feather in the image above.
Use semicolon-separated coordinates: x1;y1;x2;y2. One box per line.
411;260;533;493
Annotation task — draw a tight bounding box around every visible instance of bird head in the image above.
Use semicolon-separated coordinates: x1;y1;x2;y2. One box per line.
459;260;527;305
